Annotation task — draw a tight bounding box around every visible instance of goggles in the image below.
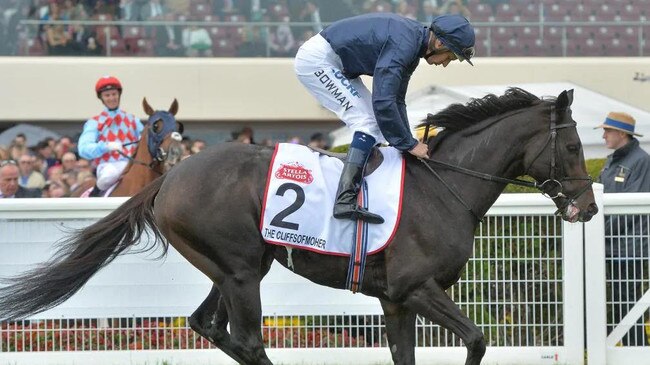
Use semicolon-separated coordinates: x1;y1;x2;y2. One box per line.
0;160;17;167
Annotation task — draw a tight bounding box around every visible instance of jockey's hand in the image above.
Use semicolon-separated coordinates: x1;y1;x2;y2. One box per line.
408;142;429;159
107;141;123;151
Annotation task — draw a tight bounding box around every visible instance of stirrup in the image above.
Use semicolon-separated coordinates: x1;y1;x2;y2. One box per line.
334;204;385;224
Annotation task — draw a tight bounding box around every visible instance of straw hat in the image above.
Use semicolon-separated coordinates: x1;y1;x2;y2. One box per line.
594;112;642;137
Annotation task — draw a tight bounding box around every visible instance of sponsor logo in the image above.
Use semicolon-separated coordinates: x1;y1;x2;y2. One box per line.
275;162;314;184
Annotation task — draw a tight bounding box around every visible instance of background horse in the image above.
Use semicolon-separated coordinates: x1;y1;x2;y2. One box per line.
70;98;184;197
0;88;598;365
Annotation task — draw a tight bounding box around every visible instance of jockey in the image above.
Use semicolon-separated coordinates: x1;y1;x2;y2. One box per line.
78;76;144;196
295;13;475;224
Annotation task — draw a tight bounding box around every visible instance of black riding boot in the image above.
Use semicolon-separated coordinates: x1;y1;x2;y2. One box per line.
89;185;102;197
333;146;385;224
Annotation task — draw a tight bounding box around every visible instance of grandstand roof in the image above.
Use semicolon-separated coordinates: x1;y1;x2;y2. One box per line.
331;82;650;159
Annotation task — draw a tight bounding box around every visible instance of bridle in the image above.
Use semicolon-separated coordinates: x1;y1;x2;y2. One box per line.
419;104;593;221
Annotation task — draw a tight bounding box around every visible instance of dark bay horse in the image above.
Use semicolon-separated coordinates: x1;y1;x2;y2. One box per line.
70;98;184;197
0;88;598;365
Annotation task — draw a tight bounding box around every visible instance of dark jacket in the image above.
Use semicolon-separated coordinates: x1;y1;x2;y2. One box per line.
321;13;429;151
14;186;42;198
599;138;650;257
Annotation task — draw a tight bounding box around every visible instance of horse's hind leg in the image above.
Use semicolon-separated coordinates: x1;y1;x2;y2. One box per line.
403;278;485;365
379;299;416;365
218;274;272;365
189;284;245;363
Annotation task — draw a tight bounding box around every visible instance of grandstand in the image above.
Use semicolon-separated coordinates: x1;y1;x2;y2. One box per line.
4;0;649;58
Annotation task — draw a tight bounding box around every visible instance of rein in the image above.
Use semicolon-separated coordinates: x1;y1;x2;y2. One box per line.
419;104;593;221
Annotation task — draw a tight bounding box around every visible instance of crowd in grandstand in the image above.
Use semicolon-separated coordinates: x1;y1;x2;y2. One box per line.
0;0;478;57
0;0;647;57
0;127;329;198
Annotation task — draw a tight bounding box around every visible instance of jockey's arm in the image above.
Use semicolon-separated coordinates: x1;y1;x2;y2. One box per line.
78;119;109;160
372;64;418;152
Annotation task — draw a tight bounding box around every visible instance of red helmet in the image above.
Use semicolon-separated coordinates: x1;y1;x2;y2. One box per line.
95;76;122;97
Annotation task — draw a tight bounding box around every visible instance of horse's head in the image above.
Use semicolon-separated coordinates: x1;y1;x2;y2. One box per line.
142;98;184;172
524;89;598;223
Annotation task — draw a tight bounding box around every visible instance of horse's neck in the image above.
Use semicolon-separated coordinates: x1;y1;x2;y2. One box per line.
425;118;538;219
111;136;159;196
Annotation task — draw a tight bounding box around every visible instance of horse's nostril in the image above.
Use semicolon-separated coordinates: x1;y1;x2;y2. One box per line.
588;203;599;215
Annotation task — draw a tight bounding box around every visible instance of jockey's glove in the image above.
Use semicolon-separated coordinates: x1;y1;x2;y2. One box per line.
107;141;123;151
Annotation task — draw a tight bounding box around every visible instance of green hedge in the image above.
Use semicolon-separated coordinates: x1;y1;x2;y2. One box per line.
329;144;606;193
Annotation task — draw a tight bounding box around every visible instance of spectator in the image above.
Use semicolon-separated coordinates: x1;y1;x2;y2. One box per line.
180;137;192;159
75;158;93;174
438;0;471;19
395;0;416;20
78;76;143;196
191;139;206;154
308;132;328;149
597;112;650;346
0;147;8;161
294;13;475;224
45;179;70;198
35;140;57;172
61;151;78;172
238;126;255;144
268;16;295;57
141;0;165;21
0;160;42;198
17;154;46;190
299;1;323;34
419;0;440;23
44;2;74;56
238;26;267;57
8;143;26;161
13;133;27;148
154;12;183;57
182;25;213;57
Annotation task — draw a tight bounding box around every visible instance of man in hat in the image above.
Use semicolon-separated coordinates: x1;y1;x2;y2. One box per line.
596;111;650;346
294;13;475;224
597;112;650;193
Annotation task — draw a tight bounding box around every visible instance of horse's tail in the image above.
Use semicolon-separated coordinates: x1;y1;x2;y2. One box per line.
0;175;168;320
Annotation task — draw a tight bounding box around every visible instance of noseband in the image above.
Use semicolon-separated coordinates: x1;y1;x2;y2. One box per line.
420;104;593;221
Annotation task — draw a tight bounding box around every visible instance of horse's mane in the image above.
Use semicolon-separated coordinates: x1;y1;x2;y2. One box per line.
419;87;544;132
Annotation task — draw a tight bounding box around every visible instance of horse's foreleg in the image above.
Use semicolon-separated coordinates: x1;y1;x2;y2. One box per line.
403;278;486;365
189;284;244;363
379;299;416;365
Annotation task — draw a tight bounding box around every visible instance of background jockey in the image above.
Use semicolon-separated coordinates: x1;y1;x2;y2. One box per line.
78;76;144;196
294;13;475;224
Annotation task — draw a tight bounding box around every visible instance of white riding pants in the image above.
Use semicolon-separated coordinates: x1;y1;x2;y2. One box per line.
95;160;128;190
294;34;387;144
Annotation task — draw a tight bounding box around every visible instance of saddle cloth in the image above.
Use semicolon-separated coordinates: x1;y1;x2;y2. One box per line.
260;143;405;256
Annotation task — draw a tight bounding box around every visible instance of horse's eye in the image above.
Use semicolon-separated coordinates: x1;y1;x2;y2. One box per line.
153;120;163;134
567;144;580;154
177;121;184;134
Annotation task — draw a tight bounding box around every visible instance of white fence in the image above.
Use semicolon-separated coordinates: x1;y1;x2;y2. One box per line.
0;184;648;364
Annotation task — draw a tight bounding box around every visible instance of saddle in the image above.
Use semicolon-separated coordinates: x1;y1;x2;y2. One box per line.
308;146;384;176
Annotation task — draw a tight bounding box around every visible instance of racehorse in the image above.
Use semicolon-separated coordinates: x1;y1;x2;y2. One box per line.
0;88;598;365
69;98;184;197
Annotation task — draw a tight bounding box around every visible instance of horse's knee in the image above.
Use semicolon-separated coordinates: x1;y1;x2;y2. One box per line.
465;331;486;358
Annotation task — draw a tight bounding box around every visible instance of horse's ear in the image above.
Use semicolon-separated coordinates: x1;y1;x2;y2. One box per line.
143;98;155;116
169;98;179;116
556;89;574;110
